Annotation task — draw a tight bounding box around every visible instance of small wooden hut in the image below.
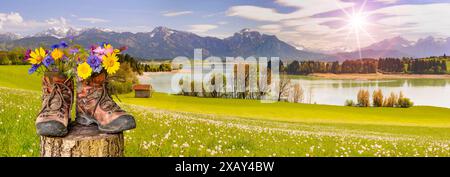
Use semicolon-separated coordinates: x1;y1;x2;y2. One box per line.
133;84;152;98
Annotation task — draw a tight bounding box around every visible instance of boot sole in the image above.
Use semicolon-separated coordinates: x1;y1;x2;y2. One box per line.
76;114;136;134
36;121;68;137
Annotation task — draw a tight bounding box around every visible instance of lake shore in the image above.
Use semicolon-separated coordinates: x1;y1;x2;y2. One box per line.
309;73;450;80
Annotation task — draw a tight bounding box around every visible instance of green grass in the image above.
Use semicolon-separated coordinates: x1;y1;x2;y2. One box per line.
0;65;449;157
119;92;450;128
447;61;450;72
0;65;41;91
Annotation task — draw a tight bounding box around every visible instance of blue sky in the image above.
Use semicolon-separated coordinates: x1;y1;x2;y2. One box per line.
1;0;450;51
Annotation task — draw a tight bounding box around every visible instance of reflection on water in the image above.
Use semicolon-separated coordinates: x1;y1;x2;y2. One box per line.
139;72;450;108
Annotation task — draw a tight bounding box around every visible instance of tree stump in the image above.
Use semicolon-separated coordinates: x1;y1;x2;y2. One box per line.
40;123;124;157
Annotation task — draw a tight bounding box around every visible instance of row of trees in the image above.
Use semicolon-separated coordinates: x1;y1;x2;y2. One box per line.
108;54;174;73
143;63;172;72
346;89;413;108
286;59;379;74
406;59;447;74
176;60;303;102
178;71;305;104
285;57;449;75
0;48;28;65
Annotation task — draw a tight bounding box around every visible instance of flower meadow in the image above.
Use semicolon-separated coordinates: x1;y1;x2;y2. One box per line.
1;86;449;157
25;41;123;80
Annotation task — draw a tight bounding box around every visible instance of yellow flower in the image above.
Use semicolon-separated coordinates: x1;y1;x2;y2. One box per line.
77;62;92;79
102;53;120;75
28;47;47;64
51;48;64;60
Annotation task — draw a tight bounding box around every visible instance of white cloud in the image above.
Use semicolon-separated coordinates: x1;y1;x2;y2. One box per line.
0;13;74;35
46;17;68;26
227;6;287;22
374;0;398;4
78;17;109;24
226;0;354;22
162;11;193;17
0;12;23;29
187;24;218;33
371;3;450;38
258;24;282;34
217;21;228;25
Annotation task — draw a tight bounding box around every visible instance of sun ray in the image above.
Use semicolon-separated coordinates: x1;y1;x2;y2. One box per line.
335;0;374;57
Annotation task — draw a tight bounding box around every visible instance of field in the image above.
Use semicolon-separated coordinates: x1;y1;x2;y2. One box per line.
0;65;450;157
447;61;450;72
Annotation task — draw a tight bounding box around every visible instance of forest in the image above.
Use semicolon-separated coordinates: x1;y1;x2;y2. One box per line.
285;56;449;75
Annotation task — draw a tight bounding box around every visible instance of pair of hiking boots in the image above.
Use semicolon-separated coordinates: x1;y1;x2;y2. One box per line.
36;72;136;137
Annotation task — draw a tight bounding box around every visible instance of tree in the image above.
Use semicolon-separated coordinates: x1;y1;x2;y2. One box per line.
398;91;414;108
357;89;370;107
345;99;355;107
384;92;398;107
372;89;384;107
0;54;11;65
292;83;304;103
287;61;300;74
278;73;291;101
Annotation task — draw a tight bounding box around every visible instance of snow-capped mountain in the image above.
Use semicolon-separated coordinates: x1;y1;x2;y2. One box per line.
363;36;414;52
34;26;81;39
333;36;450;59
0;32;21;42
0;26;327;60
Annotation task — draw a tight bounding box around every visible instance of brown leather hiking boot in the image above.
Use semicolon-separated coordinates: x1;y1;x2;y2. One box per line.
36;72;73;137
76;73;136;133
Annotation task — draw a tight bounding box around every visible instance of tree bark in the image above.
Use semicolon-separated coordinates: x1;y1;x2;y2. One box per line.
40;123;124;157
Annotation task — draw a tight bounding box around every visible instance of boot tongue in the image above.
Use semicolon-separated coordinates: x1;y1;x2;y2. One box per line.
52;76;66;83
91;73;106;84
45;72;67;84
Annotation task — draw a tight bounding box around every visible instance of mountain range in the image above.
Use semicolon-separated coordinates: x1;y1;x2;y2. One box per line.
333;36;450;60
0;26;449;61
0;27;325;61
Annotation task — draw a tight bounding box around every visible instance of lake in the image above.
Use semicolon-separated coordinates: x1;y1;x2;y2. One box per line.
139;72;450;108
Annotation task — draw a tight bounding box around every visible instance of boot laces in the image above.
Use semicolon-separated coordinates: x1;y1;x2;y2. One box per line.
85;81;123;116
39;79;73;119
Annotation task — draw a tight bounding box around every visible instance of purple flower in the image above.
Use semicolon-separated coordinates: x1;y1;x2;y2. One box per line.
61;41;68;48
23;49;32;62
93;65;103;73
87;55;101;72
51;44;60;49
43;56;54;67
28;64;40;74
70;48;79;55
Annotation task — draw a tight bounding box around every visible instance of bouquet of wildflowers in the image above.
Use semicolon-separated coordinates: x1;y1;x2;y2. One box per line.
26;41;76;75
25;41;125;79
76;43;123;80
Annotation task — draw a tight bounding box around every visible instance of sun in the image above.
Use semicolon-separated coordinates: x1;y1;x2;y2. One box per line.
336;0;374;59
349;13;367;30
